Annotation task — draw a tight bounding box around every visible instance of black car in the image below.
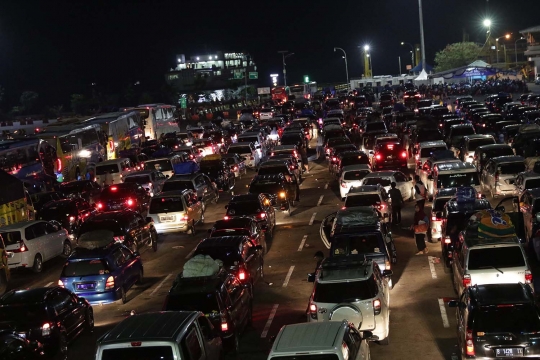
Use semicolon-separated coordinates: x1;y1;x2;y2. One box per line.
96;183;150;214
224;194;276;239
249;174;299;215
199;158;235;192
280;132;306;149
209;217;268;254
0;330;43;360
37;198;96;236
77;210;158;252
372;142;408;170
334;150;370;176
449;283;540;359
30;191;65;212
162;269;252;353
58;180;101;204
192;236;264;286
0;287;93;358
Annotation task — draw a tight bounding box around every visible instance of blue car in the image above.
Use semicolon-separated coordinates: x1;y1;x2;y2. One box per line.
58;243;143;305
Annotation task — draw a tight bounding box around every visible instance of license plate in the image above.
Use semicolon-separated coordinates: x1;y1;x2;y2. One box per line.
160;215;175;222
76;283;95;290
387;155;394;159
18;332;26;339
496;348;523;357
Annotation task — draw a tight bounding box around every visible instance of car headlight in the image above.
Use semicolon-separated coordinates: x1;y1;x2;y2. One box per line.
279;191;286;199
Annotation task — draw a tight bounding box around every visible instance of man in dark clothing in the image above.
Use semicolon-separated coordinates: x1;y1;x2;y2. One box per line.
388;182;403;225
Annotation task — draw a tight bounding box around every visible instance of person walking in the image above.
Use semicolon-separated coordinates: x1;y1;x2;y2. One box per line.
388;182;403;225
414;175;427;209
316;130;324;160
411;204;429;255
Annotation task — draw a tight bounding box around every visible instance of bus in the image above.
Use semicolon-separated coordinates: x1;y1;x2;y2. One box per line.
289;83;317;101
125;104;179;140
271;87;289;104
82;111;143;160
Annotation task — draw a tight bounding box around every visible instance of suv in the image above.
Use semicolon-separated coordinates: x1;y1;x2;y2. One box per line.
208;217;267;254
429;188;458;243
344;185;390;222
307;257;392;344
480;155;525;198
96;311;223;360
249;174;299;216
372;141;408;170
96;183;151;214
449;283;540;359
268;320;372;360
339;164;372;199
148;190;204;235
227;142;261;168
473;144;514;173
162;269;252;353
199;155;235;192
123;170;167;196
37;198;96;238
455;135;496;163
162;173;219;207
224;194;275;239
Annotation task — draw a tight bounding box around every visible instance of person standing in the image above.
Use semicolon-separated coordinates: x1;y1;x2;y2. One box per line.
412;204;429;255
388;182;403;225
414;175;426;209
316;131;324;160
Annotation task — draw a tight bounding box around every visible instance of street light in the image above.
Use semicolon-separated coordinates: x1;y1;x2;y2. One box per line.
334;47;349;90
277;51;294;87
400;42;415;68
483;19;492;40
362;45;372;78
515;37;526;66
495;34;511;65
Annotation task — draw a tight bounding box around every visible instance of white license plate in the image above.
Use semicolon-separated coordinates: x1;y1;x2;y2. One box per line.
160;216;175;222
496;348;523;357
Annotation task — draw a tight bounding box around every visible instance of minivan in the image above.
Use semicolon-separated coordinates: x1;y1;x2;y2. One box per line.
94;158;133;186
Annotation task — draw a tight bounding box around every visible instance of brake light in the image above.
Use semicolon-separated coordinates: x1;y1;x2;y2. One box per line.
385;260;391;270
387;144;394;150
96;202;103;210
41;323;52;337
126;198;134;206
444;236;451;244
58;280;64;288
69;216;76;223
401;151;407;159
373;298;381;315
224;216;229;220
377;204;386;210
110;186;118;191
466;328;475;356
375;154;382;160
113;236;124;242
259;212;266;219
220;313;229;332
309;302;317;319
57;158;62;172
525;270;533;284
341;180;347;188
105;276;115;290
131;342;142;347
463;274;471;288
181;214;189;221
233;166;238;171
12;240;27;253
415;154;419;161
238;269;246;281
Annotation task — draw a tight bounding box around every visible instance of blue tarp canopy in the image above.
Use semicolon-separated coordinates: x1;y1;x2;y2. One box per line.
411;61;433;73
429;60;517;79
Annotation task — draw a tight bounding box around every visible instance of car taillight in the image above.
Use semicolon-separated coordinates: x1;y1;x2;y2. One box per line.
126;198;134;206
41;322;52;337
377;204;386;210
233;166;238;171
58;280;64;288
259;212;266;219
373;298;381;315
415;154;419;160
250;156;254;160
401;151;407;159
224;216;229;220
341;181;347;188
375;154;382;160
113;236;124;242
96;202;103;210
309;303;318;319
238;269;246;281
385;260;391;270
69;216;76;223
463;274;471;288
220;313;229;332
105;276;115;290
525;270;533;284
12;240;27;253
57;158;62;172
466;328;475;356
181;214;189;221
444;236;451;244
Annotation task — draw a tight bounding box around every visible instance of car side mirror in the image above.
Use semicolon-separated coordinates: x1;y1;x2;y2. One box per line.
307;273;316;282
427;175;433;180
382;270;393;277
496;205;505;213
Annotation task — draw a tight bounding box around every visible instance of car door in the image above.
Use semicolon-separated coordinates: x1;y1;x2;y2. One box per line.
29;223;49;261
242;240;260;283
227;277;250;331
452;242;466;295
111;247;130;288
120;247;139;287
203;175;217;202
48;289;82;339
127;215;143;249
135;214;151;245
191;192;203;220
45;221;64;258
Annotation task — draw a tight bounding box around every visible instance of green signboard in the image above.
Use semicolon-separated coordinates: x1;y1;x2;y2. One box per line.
249;72;258;79
179;98;187;109
234;72;244;79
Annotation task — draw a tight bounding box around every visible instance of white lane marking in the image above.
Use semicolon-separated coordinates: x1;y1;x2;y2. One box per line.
150;273;173;297
428;256;438;279
283;266;295;287
317;195;324;206
438;298;450;328
185;245;197;260
309;212;317;225
45;282;54;287
324;182;329;189
298;235;308;251
261;304;279;338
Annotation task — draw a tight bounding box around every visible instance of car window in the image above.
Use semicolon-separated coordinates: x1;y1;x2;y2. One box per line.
49;289;74;314
227;278;243;304
195;176;205;187
180;325;203;360
45;222;58;234
112;249;126;267
197;316;214;341
24;225;37;240
467;247;525;269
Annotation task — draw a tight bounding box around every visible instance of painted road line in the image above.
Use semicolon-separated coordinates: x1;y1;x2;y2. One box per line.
324;182;329;189
261;304;279;338
298;235;308;251
45;282;54;287
428;256;438;279
150;273;173;297
317;195;324;206
283;266;295;287
309;212;317;225
438;298;450;328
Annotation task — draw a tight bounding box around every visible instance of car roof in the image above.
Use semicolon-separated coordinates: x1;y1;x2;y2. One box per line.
273;321;347;353
342;164;371;172
152;190;191;199
0;220;44;231
230;194;261;203
228;142;252;147
0;287;54;304
476;144;512;151
419;140;446;147
252;174;285;182
489;155;524;164
471;284;533;306
69;243;125;259
435;161;475;171
521;171;540;179
450;123;474;129
87;210;135;221
347;185;382;194
197;236;248;249
98;311;198;344
464;135;494;141
169;173;198;181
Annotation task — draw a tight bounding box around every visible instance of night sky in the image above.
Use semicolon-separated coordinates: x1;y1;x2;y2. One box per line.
1;0;539;108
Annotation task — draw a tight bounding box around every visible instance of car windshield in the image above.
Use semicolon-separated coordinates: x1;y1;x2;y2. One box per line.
165;292;219;314
313;276;378;303
475;304;540;333
101;347;174;360
61;259;109;277
345;194;381;207
468;139;495;151
344;170;370;181
498;163;525;175
451;127;475;137
250;182;282;195
149;197;184;213
39;203;76;219
437;173;480;188
228;146;251;154
124;175;150;185
332;234;385;256
193;247;242;267
0;231;21;246
161;181;194;192
227;201;261;216
200;160;222;170
417;131;444;142
467;247;525;270
95;164;119;175
366;122;386;132
211;229;250;237
144;159;172;172
484;148;514;159
341;156;369;167
363;177;392;187
420;147;446;157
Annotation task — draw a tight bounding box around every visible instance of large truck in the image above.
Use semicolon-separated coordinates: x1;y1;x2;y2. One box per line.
0;170;35;228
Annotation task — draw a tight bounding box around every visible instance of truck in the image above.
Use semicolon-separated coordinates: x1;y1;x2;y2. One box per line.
0;170;35;228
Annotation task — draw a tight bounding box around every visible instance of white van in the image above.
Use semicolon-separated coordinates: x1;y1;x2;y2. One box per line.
414;140;447;172
94;158;133;186
432;162;481;196
143;155;183;178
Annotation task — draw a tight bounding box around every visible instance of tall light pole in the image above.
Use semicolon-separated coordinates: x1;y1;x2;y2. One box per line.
400;42;415;68
363;45;372;78
483;19;492;63
278;51;294;87
398;56;402;75
515;37;526;66
334;47;349;90
418;0;426;72
495;34;511;65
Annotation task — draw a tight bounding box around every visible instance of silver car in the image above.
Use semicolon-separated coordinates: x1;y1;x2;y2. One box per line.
123;170;167;197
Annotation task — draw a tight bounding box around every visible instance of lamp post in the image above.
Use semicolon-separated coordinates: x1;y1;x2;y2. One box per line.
398;56;402;75
515;37;526;66
334;47;349;90
495;34;511;66
363;45;372;78
400;42;415;68
418;0;426;72
277;51;294;87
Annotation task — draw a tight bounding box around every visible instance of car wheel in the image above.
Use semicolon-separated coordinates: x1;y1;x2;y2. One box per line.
379;335;389;346
62;240;72;257
191;220;196;236
85;309;95;332
32;254;43;273
136;268;144;285
409;188;414;202
151;231;158;252
120;286;127;304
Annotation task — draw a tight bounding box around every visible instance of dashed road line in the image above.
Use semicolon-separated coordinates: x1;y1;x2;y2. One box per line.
298;235;308;251
438;298;450;328
317;195;324;206
283;266;295;287
428;256;438;279
261;304;279;338
309;212;317;225
150;274;173;297
324;182;329;189
45;282;54;287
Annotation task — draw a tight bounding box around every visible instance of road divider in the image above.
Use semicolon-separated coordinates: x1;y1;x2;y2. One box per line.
309;212;317;225
150;273;173;297
298;235;308;251
427;256;438;279
283;266;295;287
438;298;450;328
317;195;324;206
45;282;54;287
261;304;279;338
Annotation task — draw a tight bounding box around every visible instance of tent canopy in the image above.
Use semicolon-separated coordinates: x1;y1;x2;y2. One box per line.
411;61;433;73
427;59;518;80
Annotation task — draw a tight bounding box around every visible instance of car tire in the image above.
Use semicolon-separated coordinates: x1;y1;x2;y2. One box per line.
379;335;389;346
120;286;127;304
191;220;196;236
151;231;158;252
62;240;72;257
85;309;95;332
136;268;144;285
32;254;43;273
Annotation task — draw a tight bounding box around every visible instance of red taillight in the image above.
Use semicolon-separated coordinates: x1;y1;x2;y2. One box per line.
233;166;238;171
113;236;124;242
375;154;382;160
373;298;381;315
259;212;266;219
105;276;114;290
415;154;419;160
341;180;347;188
57;158;62;172
466;329;475;356
401;151;407;159
377;204;386;211
238;269;246;281
12;240;27;253
220;313;229;332
463;274;471;288
224;216;229;220
126;198;134;206
110;186;117;191
131;341;142;347
96;202;103;210
41;322;52;337
332;157;337;162
58;280;64;288
525;270;533;284
181;214;189;221
387;144;394;150
444;236;451;244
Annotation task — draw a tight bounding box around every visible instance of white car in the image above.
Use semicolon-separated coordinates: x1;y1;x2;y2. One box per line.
360;171;414;201
123;170;167;196
1;220;72;273
480;155;525;197
344;185;391;222
226;142;261;168
339;164;372;199
259;108;275;120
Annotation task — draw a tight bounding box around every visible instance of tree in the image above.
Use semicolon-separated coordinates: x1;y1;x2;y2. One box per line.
71;94;88;115
20;91;39;114
434;42;482;72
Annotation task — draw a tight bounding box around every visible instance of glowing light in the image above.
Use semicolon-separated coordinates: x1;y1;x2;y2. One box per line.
364;45;370;51
483;19;491;27
79;149;91;158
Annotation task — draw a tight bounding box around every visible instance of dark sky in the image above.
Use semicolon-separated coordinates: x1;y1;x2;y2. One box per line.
1;0;539;107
